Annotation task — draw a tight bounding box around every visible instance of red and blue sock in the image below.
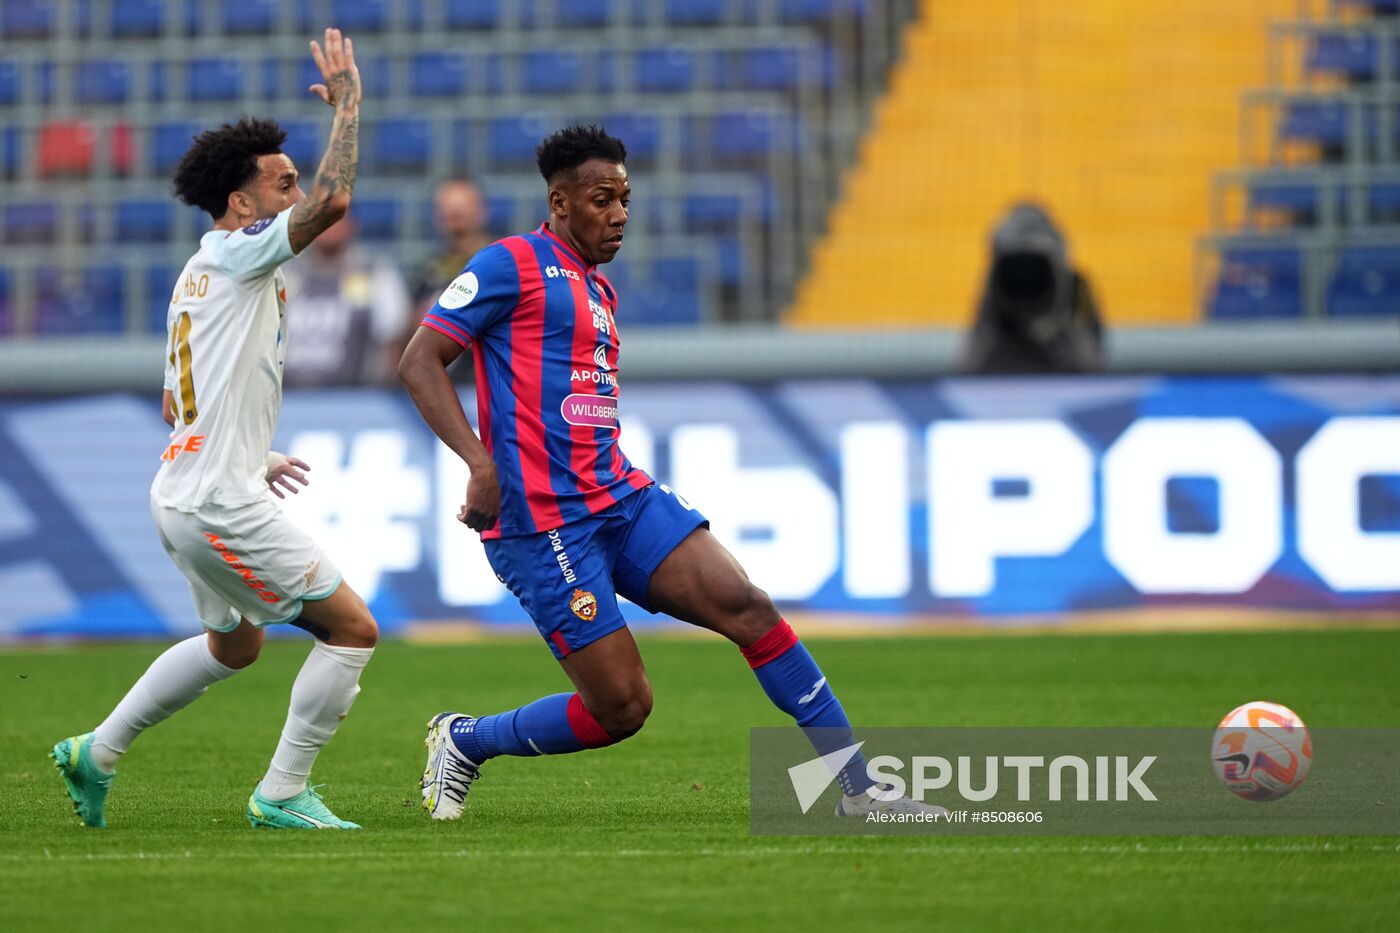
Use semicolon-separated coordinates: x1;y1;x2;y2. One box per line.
449;693;614;762
742;619;872;797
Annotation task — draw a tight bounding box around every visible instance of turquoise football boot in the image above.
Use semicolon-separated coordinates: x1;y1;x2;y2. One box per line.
246;783;360;829
51;733;114;828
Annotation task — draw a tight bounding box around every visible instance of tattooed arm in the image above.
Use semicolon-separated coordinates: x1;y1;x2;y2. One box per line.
289;28;362;255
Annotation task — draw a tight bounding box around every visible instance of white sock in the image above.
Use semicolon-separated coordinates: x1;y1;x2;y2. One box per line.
89;634;239;772
258;642;374;801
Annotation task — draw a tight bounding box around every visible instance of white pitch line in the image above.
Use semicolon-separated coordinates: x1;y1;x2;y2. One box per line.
4;841;1398;864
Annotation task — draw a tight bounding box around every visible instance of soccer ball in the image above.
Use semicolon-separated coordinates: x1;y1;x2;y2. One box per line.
1211;701;1311;802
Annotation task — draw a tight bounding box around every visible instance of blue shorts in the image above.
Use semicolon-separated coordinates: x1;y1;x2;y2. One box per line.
484;483;709;659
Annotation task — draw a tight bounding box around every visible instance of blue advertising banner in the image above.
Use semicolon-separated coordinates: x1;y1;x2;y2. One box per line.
1;376;1398;639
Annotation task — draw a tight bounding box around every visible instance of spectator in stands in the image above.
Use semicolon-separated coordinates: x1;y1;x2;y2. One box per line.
962;202;1104;375
282;213;411;386
412;174;492;307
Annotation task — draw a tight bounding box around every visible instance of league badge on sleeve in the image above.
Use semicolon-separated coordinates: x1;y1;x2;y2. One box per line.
438;271;479;310
241;217;275;236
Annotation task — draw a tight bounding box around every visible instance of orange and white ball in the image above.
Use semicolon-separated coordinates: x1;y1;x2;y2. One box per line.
1212;701;1312;802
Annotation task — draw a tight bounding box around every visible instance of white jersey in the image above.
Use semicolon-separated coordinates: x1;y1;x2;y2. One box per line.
151;207;296;511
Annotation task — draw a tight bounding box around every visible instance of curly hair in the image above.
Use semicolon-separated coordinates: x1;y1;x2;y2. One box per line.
172;117;288;219
535;124;627;183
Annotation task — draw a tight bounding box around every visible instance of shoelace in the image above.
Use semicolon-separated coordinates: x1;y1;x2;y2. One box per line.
439;753;481;804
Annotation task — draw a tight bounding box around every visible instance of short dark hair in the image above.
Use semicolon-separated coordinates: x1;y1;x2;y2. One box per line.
535;124;627;184
172;117;288;219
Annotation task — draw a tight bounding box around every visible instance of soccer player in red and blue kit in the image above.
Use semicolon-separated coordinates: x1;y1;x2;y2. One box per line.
398;125;939;821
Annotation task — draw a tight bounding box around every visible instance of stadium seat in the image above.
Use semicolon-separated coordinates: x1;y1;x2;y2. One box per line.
555;0;613;27
1306;32;1382;82
34;265;127;336
1;127;19;180
1335;0;1400;13
601;113;659;165
485;193;520;235
630;256;703;324
115;200;174;243
522;50;588;96
0;61;19;105
444;0;502;29
732;45;833;92
331;0;388;32
1208;245;1304;318
221;0;276;34
0;267;11;335
278;120;322;174
489;114;553;167
635;46;697;93
352;198;399;240
145;264;175;332
33;60;53;105
664;0;729;26
147;60;167;103
109;121;135;176
1247;178;1323;216
4;201;59;244
75;59;131;104
778;0;866;23
37;121;96;178
410;52;468;97
111;0;165;38
2;0;54;39
683;193;749;231
152;121;203;175
1369;180;1400;215
187;57;244;102
1327;245;1400;316
371;117;432;173
1279;99;1363;149
709;110;800;163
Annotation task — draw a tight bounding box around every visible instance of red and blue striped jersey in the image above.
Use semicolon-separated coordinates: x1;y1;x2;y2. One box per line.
421;223;652;539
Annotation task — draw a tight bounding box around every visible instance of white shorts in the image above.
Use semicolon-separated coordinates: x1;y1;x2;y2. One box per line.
151;496;342;633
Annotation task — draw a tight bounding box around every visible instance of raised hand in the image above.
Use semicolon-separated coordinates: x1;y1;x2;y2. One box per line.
308;27;360;110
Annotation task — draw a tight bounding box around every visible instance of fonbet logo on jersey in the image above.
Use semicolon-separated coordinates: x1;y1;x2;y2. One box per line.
438;271;479;310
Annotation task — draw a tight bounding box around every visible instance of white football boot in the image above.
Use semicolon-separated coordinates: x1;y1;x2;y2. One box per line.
421;712;483;821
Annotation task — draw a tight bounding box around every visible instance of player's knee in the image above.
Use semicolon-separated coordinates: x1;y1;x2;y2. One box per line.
728;583;781;643
595;682;653;741
208;632;262;670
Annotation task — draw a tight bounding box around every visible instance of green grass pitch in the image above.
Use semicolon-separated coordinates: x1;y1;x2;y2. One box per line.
2;628;1398;931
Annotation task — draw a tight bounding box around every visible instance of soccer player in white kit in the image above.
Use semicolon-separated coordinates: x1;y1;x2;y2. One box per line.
51;29;376;830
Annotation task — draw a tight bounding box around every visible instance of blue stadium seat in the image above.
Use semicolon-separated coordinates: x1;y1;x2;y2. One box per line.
555;0;613;27
714;236;745;287
371;117;432;173
489;114;552;167
331;0;388;31
1327;245;1400;316
112;0;164;37
484;194;519;235
152;121;202;174
1306;32;1382;81
146;264;175;332
1369;181;1400;214
4;201;59;244
34;265;127;335
522;50;587;95
1279;99;1367;148
147;59;167;103
0;267;11;335
221;0;275;34
444;0;502;28
601;113;659;164
256;57;281;99
2;126;19;179
410;52;468;97
630;256;703;324
1335;0;1400;13
0;60;19;105
3;0;54;39
115;200;174;242
33;60;53;105
1246;175;1345;219
732;45;833;92
778;0;866;23
683;193;748;231
665;0;728;26
75;60;131;104
1208;245;1304;318
352;198;399;240
187;57;243;101
635;46;696;93
279;119;322;173
708;110;801;163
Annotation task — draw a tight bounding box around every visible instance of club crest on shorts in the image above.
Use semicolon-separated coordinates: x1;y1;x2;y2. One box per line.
570;588;598;622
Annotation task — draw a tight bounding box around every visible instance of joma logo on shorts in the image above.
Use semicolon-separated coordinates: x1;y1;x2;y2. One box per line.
204;533;280;603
